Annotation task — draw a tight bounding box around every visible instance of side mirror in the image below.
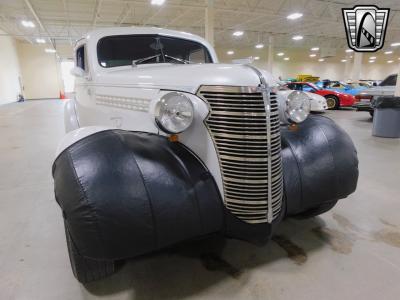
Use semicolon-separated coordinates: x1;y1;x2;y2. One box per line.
71;67;85;77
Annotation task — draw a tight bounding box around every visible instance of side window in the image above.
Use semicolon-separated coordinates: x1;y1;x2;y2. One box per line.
76;46;86;71
189;49;206;63
295;84;303;91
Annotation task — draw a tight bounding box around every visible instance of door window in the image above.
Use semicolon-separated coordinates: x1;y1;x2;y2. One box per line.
76;46;86;71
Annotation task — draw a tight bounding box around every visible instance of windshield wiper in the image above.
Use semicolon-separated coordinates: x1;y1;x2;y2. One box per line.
164;54;190;64
132;54;161;67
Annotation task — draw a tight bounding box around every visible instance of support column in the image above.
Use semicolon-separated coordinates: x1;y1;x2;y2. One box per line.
344;54;352;81
351;52;363;81
205;0;214;47
267;35;274;74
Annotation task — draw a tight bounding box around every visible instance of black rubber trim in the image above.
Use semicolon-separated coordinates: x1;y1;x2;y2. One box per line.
53;130;224;260
281;115;359;216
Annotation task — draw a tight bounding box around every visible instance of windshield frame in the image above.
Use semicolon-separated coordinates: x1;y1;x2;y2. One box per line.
96;34;214;68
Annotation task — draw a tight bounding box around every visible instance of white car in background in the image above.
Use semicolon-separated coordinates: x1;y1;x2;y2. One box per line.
277;85;328;112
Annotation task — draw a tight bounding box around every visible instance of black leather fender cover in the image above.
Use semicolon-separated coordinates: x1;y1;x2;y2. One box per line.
52;130;224;260
281;115;359;216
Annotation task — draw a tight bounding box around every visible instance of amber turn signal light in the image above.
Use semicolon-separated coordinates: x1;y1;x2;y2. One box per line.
168;134;179;142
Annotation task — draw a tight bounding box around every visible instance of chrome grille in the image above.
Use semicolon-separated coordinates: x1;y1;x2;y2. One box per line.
197;86;283;224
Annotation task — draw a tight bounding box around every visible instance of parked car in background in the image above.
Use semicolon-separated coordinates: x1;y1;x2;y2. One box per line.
316;81;368;96
286;82;356;110
354;74;397;117
277;84;327;112
360;80;381;87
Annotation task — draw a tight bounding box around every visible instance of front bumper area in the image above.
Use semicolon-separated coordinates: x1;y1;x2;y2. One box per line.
53;115;358;261
353;102;373;111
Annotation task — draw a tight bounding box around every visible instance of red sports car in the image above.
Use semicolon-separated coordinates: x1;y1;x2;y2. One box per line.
286;82;356;110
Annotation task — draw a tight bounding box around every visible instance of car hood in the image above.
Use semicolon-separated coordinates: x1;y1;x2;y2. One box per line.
95;63;278;94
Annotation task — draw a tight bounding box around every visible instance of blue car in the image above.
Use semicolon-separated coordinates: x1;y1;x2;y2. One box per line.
316;81;368;96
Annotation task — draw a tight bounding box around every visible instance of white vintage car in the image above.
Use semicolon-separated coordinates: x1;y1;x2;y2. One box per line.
53;27;358;283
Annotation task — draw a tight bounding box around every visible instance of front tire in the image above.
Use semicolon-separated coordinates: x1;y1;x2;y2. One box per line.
325;95;340;110
369;110;374;118
64;223;116;283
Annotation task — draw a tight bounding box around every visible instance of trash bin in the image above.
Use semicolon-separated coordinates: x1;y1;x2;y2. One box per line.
372;96;400;138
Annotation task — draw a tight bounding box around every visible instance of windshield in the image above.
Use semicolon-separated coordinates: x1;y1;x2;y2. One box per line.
97;35;212;68
308;83;321;90
379;74;397;86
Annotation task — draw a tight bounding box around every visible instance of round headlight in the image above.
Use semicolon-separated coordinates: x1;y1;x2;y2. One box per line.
286;91;311;123
155;92;194;134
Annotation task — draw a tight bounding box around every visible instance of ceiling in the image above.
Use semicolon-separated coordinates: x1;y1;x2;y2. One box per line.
1;0;400;52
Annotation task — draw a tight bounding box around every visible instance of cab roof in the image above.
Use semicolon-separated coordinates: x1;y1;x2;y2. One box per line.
77;27;211;49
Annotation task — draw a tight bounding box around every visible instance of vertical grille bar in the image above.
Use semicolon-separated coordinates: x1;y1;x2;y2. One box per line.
197;85;283;224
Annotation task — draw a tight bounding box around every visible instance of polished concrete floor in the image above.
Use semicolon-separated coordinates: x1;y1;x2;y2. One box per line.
1;100;400;300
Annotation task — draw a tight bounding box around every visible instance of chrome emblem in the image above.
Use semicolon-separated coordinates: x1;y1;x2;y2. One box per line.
342;5;390;52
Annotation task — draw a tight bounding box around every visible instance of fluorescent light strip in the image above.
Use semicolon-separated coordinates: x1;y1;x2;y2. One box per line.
21;20;35;28
287;13;303;20
151;0;165;5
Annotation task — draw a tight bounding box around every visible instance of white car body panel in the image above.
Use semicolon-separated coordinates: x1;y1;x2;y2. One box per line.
308;92;328;112
359;86;395;97
277;90;327;112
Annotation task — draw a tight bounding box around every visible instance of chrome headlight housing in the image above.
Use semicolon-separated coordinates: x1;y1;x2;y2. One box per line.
154;92;194;134
285;91;311;123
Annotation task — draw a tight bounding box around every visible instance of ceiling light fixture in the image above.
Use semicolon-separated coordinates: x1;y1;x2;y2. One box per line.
318;58;325;62
369;60;375;63
255;44;264;49
309;54;317;57
277;52;284;56
387;60;394;63
151;0;165;5
385;51;393;54
292;35;303;41
227;50;234;55
233;31;244;37
287;13;303;20
45;48;56;53
284;57;290;61
345;49;354;53
36;38;46;44
21;20;35;28
254;56;260;60
311;47;319;51
391;42;400;47
341;59;347;62
370;56;376;59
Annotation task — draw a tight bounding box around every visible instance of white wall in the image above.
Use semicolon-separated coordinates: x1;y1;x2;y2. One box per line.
17;42;63;99
216;47;399;81
0;30;22;105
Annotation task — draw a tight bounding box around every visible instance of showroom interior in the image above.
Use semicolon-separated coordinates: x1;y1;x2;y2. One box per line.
1;0;400;299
